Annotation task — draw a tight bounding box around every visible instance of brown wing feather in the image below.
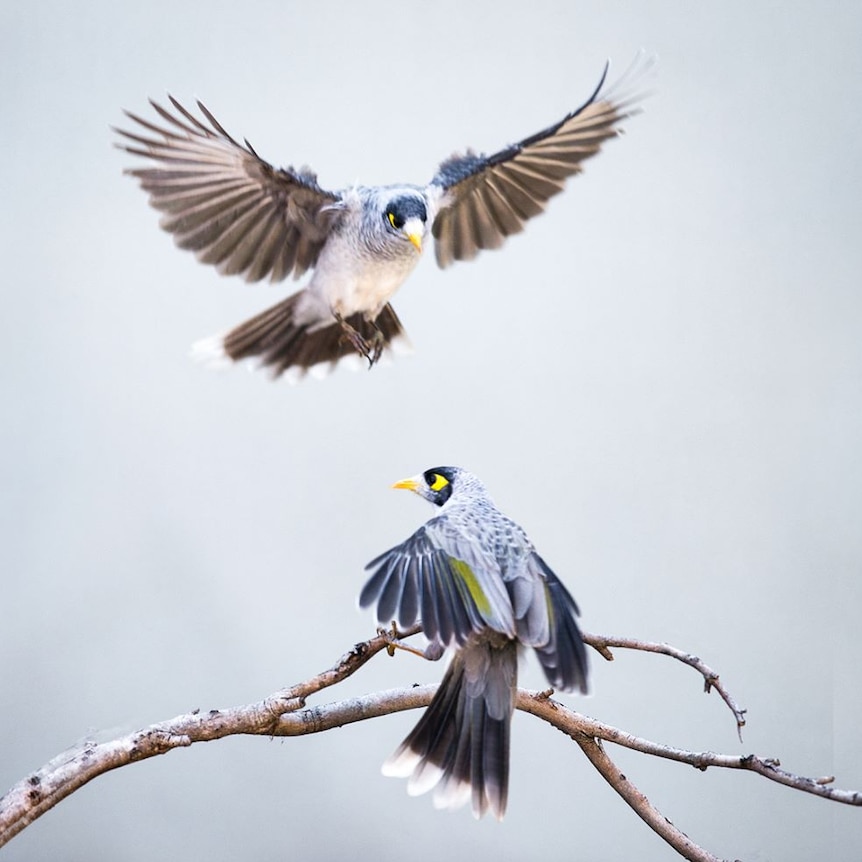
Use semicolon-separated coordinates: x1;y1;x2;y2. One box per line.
430;55;653;268
115;97;343;282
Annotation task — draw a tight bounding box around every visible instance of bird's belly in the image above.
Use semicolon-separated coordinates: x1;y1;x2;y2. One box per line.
311;252;420;320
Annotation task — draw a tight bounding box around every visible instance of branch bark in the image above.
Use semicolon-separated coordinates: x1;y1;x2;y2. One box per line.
582;632;748;739
1;627;858;859
572;733;722;862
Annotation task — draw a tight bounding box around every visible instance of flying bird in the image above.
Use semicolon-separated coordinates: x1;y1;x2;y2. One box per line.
359;466;588;819
116;56;650;381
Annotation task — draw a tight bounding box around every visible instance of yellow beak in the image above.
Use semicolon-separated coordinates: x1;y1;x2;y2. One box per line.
392;476;419;491
407;232;423;253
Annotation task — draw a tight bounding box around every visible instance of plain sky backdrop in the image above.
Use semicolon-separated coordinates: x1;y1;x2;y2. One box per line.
2;2;861;860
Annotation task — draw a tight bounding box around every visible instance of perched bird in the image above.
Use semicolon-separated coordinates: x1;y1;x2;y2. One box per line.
359;466;588;819
116;55;650;381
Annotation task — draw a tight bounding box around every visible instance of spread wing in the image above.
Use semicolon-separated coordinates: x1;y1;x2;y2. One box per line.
360;519;516;648
529;554;589;694
495;539;588;695
429;54;652;268
115;97;343;282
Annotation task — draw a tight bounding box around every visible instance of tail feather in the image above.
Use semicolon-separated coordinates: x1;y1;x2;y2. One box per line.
383;639;516;820
195;292;410;381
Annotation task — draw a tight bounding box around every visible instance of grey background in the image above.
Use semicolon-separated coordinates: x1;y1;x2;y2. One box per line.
2;2;861;860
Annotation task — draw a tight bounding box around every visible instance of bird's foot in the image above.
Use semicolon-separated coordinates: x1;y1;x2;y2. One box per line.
332;312;386;369
333;312;374;364
367;329;385;369
378;623;441;661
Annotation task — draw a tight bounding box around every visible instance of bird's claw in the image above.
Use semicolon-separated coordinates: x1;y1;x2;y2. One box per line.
378;622;434;660
367;330;384;369
334;314;372;361
333;312;383;368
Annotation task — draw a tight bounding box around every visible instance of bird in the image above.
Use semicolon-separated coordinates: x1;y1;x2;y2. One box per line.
359;466;588;819
115;55;651;382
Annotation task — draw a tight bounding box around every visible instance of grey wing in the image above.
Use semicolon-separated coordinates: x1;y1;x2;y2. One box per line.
115;97;344;282
360;521;516;648
513;552;589;694
429;54;653;268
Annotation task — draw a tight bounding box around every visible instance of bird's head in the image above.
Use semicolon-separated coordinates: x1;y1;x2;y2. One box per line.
391;466;464;507
383;193;427;253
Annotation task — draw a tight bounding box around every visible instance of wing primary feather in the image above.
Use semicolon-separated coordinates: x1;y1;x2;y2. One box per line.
156;96;215;136
193;99;246;147
396;557;420;628
376;557;408;624
359;556;392;609
420;562;441;643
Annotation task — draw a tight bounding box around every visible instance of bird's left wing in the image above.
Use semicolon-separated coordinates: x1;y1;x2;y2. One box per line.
428;54;652;268
115;97;343;282
360;521;516;648
525;553;589;694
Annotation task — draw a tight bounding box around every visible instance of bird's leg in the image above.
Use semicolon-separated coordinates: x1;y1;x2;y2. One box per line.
378;623;443;661
332;311;373;363
367;319;385;368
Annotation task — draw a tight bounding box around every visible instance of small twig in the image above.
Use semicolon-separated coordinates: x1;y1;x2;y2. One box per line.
582;633;747;740
272;623;423;706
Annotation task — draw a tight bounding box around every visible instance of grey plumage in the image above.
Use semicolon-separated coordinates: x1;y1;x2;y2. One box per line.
359;467;588;819
115;54;652;381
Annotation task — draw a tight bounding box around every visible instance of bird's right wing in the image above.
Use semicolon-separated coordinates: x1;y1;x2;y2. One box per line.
360;521;516;647
115;97;343;282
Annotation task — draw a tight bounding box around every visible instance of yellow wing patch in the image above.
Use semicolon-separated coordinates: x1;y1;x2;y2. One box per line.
450;557;491;615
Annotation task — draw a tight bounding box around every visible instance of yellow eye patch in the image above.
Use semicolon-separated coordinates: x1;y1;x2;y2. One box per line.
387;212;397;228
429;473;449;492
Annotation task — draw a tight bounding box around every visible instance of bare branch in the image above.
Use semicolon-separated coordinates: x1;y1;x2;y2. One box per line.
0;627;420;847
582;632;748;739
2;628;858;861
572;733;723;862
516;693;862;806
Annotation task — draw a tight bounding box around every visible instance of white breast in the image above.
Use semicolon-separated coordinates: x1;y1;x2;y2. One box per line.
307;231;422;319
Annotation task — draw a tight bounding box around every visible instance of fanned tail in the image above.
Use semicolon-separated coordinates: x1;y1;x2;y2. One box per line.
192;293;410;381
383;639;516;820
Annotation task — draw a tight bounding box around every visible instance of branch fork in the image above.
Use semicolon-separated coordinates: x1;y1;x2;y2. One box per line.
1;626;857;861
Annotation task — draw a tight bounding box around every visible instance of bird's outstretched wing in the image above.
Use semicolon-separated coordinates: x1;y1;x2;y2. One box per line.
360;521;516;647
529;554;589;694
115;97;343;282
428;54;653;268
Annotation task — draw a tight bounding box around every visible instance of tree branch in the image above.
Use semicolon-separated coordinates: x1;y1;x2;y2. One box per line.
572;733;722;862
1;628;858;860
0;627;420;847
582;632;747;739
517;690;862;804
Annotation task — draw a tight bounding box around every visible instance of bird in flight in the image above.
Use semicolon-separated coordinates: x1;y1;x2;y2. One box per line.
360;466;588;819
116;55;650;382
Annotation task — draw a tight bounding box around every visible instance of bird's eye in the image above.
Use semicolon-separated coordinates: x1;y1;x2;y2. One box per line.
428;473;449;492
